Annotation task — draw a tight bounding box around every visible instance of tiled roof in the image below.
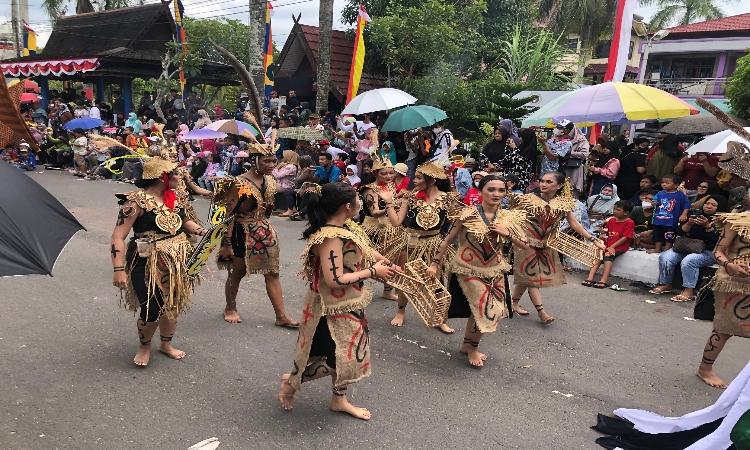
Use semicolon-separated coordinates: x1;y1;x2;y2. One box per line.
668;12;750;34
298;24;385;99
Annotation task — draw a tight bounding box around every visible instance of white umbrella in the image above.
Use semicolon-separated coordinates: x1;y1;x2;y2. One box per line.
341;88;417;115
686;127;750;154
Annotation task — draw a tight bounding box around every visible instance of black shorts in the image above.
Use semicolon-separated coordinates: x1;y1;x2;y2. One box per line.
603;251;626;262
651;225;676;244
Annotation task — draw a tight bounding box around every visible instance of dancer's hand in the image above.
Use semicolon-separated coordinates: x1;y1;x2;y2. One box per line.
372;260;397;280
726;262;750;277
113;271;128;289
593;238;606;250
426;263;438;278
378;190;393;202
491;223;510;237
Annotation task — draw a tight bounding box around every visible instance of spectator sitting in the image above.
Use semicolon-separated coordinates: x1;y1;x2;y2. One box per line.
290;155;318;222
272;150;300;217
463;171;487;206
393;162;411;193
629;174;658;206
502;174;523;208
649;174;691;253
690;180;717;207
587;184;620;230
13;143;37;171
314;153;342;184
582;200;635;288
649;195;727;301
588;134;621;195
198;153;222;191
343;164;361;189
630;189;657;250
1;143;19;162
229;151;248;176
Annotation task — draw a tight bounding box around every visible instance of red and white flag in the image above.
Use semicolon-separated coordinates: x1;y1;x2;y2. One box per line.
604;0;636;82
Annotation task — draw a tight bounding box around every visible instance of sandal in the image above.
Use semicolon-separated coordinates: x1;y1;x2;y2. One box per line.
593;282;607;289
581;279;594;287
649;287;672;295
275;319;300;329
670;294;696;303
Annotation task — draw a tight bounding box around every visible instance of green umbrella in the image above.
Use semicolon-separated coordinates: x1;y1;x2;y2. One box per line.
381;105;448;132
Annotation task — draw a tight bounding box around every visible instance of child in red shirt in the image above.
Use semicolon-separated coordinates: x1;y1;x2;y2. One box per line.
583;200;635;289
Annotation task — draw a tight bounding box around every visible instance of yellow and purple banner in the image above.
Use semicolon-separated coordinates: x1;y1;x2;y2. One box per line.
345;4;371;105
173;0;188;93
263;2;274;105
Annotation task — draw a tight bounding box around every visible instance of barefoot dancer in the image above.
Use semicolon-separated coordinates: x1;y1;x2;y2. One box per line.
697;207;750;389
214;141;299;327
278;183;400;420
377;156;460;333
360;156;406;301
429;175;528;367
111;153;209;367
510;171;603;324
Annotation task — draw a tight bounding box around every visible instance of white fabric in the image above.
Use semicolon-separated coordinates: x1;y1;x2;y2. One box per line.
342;88;417;115
686;128;750;155
88;106;101;120
615;361;750;449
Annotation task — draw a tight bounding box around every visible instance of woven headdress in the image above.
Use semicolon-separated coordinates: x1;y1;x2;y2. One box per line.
372;152;393;171
142;155;177;179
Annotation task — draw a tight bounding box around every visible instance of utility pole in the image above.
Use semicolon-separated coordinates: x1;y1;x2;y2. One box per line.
11;0;21;57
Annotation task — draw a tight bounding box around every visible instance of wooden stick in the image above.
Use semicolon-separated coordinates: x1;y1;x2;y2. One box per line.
696;98;750;142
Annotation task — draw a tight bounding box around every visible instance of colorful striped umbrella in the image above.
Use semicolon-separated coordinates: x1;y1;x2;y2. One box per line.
521;82;698;127
205;119;259;138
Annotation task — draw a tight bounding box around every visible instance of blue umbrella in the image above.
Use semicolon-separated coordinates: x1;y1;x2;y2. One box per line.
62;117;105;130
381;105;447;132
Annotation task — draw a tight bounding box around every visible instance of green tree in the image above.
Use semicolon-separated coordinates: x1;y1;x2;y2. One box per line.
727;53;750;121
42;0;132;20
641;0;730;30
183;18;251;68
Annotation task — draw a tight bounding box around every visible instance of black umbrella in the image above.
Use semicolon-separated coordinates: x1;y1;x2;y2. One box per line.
0;162;85;276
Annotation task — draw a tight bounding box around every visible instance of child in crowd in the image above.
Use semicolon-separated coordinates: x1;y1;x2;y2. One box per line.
650;174;691;253
14;144;37;171
630;189;657;249
582;200;635;288
1;144;19;162
502;174;523;208
462;171;487;206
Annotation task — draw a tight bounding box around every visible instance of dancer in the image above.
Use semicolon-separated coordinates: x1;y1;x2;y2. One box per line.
697;205;750;389
510;171;603;324
111;153;209;367
360;156;406;300
377;154;460;332
278;183;400;420
429;175;527;367
214;141;299;327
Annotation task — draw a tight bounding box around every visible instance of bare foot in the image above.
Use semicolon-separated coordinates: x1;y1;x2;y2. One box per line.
278;374;296;411
224;309;242;324
133;345;151;367
382;290;398;301
435;323;455;334
390;310;405;327
459;344;488;361
698;367;728;389
465;349;485;367
330;395;372;421
274;318;300;329
158;343;186;360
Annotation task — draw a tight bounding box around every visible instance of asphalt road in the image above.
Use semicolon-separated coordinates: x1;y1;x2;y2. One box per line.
1;170;747;450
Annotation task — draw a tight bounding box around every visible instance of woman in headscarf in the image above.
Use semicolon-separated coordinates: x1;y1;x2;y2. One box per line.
482;127;508;172
588;134;621;196
125;112;143;134
646;134;683;181
344;164;361;189
516;128;539;190
499;119;521;146
194;109;212;129
562;124;590;197
586;183;620;230
502;131;535;191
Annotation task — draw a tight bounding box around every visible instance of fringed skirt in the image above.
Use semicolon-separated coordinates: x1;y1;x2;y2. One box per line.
124;233;195;321
223;217;280;274
713;276;750;338
288;290;373;390
447;272;508;333
512;243;565;289
360;216;406;262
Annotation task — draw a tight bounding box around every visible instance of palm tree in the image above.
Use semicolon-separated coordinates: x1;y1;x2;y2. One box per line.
42;0;132;21
538;0;616;78
642;0;726;30
316;0;334;112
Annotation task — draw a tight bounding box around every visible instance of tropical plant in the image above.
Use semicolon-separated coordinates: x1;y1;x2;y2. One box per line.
41;0;132;20
641;0;728;29
492;25;573;90
726;53;750;121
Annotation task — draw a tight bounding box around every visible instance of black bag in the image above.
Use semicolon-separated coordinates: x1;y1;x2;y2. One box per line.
564;158;582;168
694;266;716;321
672;236;706;254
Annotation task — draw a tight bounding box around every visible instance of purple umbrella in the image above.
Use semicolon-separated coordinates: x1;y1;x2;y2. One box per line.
183;128;228;140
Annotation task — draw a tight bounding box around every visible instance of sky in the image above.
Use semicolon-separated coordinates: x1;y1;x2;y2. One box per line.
3;0;750;48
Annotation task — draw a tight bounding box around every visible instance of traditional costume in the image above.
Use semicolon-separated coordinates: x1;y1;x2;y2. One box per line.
510;188;576;288
711;211;750;340
213;142;279;274
118;157;195;322
360;157;406;262
288;220;376;391
446;205;527;332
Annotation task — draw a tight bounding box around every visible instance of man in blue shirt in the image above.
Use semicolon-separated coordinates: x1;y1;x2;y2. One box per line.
314;153;342;184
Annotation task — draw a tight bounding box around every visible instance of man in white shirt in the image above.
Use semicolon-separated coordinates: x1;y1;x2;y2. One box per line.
432;122;454;156
89;102;101;120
